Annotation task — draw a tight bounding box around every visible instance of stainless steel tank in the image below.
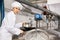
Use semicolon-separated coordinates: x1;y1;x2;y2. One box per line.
24;29;49;40
23;29;56;40
13;29;56;40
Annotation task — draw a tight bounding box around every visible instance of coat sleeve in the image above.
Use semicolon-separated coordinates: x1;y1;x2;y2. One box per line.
15;23;22;29
5;13;21;35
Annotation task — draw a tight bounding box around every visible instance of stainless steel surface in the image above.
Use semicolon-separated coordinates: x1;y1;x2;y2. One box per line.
13;29;60;40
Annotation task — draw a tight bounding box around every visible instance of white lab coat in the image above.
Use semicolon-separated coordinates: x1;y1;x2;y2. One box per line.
0;11;22;40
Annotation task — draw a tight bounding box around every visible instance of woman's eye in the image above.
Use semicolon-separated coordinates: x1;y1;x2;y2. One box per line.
16;8;20;10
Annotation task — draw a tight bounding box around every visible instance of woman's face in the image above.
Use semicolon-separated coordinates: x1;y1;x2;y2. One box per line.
13;7;20;14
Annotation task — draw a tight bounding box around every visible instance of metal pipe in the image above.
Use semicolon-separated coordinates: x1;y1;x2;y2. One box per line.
16;0;60;17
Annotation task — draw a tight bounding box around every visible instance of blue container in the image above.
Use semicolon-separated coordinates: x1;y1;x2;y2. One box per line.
34;14;42;21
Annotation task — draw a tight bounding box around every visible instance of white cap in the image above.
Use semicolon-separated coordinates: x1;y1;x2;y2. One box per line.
11;1;23;10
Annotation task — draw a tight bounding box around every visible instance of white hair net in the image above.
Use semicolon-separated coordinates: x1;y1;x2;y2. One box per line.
11;1;23;10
